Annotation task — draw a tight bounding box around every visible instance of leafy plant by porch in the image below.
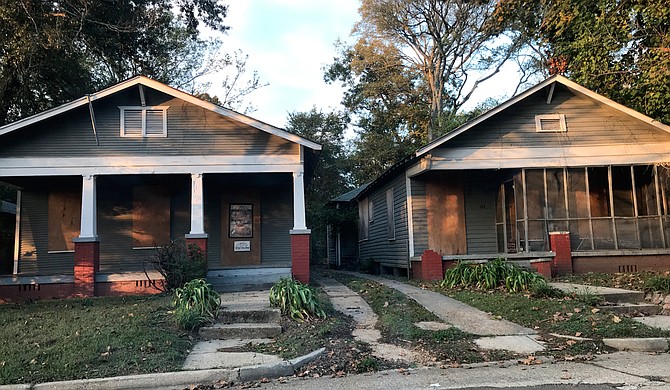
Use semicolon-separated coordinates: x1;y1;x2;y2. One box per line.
441;258;547;292
0;294;191;385
173;279;221;330
269;278;326;321
144;240;207;291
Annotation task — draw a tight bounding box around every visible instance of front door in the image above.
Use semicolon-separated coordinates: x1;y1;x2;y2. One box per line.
221;191;261;266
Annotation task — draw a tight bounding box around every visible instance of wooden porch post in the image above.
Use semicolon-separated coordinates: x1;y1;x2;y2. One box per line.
73;174;99;297
291;170;311;283
185;173;208;255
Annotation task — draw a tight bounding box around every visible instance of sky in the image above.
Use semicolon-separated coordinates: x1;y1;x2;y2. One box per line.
206;0;361;128
205;1;525;130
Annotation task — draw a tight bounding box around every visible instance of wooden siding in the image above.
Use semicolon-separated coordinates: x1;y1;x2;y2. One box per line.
411;179;429;255
359;175;409;267
446;85;670;151
0;87;299;158
464;178;498;254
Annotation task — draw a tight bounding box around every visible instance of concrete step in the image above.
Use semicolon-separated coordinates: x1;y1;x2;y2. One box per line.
199;322;282;340
221;308;281;324
207;267;290;292
549;282;646;303
597;302;661;316
214;283;276;293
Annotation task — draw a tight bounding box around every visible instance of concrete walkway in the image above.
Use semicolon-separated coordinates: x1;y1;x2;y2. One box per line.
316;276;420;363
341;272;536;336
330;272;545;355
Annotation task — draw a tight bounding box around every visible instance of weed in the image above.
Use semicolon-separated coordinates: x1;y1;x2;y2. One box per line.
356;356;379;373
173;279;220;330
572;287;604;306
530;283;565;299
144;240;207;291
644;275;670;294
269;278;326;321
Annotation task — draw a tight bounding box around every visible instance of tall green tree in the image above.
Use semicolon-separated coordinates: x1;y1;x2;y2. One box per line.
0;0;229;125
502;0;670;124
286;108;352;261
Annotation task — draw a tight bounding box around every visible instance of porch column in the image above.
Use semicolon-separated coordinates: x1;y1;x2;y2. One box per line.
185;173;208;256
73;174;99;297
291;170;311;284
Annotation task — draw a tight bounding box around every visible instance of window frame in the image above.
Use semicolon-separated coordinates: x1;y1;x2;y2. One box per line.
535;114;567;133
386;188;396;240
119;106;169;138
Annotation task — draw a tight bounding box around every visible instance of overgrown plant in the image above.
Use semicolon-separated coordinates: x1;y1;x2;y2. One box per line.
441;258;547;293
173;279;220;330
269;278;326;321
144;240;207;291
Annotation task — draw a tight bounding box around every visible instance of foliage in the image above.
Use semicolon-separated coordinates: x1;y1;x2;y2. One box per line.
502;0;670;125
441;258;547;292
0;0;228;125
144;241;207;292
0;294;191;385
269;278;326;321
286;108;353;260
530;282;566;299
173;279;220;330
644;275;670;294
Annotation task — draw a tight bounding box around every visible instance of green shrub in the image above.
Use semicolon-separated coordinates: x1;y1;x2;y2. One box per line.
269;278;326;321
145;240;207;291
644;275;670;294
441;258;546;293
173;279;220;330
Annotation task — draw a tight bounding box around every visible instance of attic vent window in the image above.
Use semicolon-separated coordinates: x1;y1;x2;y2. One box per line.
119;106;169;137
535;114;567;132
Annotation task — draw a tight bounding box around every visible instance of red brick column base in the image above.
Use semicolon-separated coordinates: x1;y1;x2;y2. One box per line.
530;259;553;278
185;237;208;259
291;233;310;284
420;250;444;281
74;240;99;297
550;232;573;275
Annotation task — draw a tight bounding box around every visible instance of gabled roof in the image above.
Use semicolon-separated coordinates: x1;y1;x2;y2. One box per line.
416;74;670;156
0;75;321;151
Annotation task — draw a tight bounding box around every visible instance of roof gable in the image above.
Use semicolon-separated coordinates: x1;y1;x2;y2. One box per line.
0;76;321;151
416;75;670;156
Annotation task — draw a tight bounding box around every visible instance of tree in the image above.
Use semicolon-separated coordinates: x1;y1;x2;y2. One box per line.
353;0;528;141
502;0;670;124
0;0;229;125
285;108;352;261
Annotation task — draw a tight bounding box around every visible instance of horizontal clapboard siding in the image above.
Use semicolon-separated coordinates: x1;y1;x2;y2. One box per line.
464;179;498;254
410;178;429;255
359;175;409;267
0;87;299;158
447;85;670;150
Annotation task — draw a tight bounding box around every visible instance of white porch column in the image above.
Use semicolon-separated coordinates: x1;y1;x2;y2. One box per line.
291;171;309;233
187;173;207;237
78;174;98;240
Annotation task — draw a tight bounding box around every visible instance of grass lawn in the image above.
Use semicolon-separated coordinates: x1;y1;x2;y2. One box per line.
0;294;192;385
554;271;670;294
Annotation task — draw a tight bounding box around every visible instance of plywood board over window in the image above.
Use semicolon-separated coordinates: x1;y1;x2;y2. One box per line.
132;186;170;248
48;191;81;252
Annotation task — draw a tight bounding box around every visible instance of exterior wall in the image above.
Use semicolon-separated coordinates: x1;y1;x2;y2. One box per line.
0;87;299;158
447;85;670;150
573;254;670;274
359;175;409;267
463;177;498;254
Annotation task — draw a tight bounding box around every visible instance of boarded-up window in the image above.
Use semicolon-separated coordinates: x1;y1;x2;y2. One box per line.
132;186;170;248
359;197;369;241
386;188;395;240
48;191;81;251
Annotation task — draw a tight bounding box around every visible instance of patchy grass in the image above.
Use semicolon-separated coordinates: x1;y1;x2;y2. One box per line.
332;273;515;364
252;287;404;376
443;287;670;356
554;272;665;291
0;294;192;385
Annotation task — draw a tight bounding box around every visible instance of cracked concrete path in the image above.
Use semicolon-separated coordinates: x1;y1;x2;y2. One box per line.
316;276;420;363
342;272;537;337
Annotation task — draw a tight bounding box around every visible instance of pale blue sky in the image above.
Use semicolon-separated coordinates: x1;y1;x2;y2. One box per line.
207;0;361;127
206;1;524;129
